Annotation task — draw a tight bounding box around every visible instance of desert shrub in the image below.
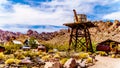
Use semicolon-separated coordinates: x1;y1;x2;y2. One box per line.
37;50;47;56
59;52;70;58
41;55;51;61
0;52;5;60
5;58;15;64
60;58;68;65
22;50;39;58
15;53;25;59
48;49;54;53
57;44;69;51
99;51;108;56
91;42;97;52
79;52;89;59
4;41;22;54
14;50;25;59
54;53;60;58
5;54;15;60
43;42;69;52
5;58;21;64
42;43;54;52
28;37;38;49
86;57;93;63
23;50;34;57
14;59;21;64
111;54;116;58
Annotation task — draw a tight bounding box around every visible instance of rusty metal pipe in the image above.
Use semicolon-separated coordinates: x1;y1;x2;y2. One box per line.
73;9;78;23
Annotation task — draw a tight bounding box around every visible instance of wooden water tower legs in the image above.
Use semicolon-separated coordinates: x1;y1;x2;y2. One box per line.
68;27;93;52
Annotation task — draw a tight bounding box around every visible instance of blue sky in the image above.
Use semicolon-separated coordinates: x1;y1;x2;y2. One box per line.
0;0;120;33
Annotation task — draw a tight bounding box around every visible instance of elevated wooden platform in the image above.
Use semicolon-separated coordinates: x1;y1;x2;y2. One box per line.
63;22;96;29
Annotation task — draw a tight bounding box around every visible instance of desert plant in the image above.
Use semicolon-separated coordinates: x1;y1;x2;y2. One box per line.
54;53;60;58
14;59;21;64
99;51;108;56
5;58;15;64
86;57;93;63
79;52;89;59
4;41;22;54
5;58;21;64
41;55;51;61
16;54;25;59
23;50;33;57
14;50;25;59
91;42;97;52
60;58;68;65
0;52;5;60
28;37;38;49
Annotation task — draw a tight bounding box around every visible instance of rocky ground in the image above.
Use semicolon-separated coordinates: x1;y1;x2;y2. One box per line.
89;55;120;68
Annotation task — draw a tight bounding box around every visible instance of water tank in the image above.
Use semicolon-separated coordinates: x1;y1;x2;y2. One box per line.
74;14;87;23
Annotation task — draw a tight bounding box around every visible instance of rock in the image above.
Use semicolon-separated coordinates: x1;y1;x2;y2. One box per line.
77;59;86;68
44;61;61;68
79;62;86;68
21;57;32;64
64;58;77;68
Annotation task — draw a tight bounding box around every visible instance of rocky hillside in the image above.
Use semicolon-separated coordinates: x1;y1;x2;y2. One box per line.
0;28;68;43
0;29;22;43
91;20;120;43
44;20;120;45
0;20;120;45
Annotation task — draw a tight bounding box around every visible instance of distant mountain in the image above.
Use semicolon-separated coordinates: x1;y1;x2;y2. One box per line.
0;27;68;43
1;24;67;33
1;20;120;45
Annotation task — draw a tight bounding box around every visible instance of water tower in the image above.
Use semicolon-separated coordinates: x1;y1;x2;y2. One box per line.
63;9;96;52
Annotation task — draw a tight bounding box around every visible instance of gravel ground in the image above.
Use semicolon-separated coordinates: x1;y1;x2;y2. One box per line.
88;55;120;68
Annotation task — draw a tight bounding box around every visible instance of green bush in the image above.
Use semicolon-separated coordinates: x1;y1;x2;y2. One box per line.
28;37;38;49
92;42;97;52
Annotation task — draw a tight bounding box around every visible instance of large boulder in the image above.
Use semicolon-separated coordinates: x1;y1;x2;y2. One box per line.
64;58;77;68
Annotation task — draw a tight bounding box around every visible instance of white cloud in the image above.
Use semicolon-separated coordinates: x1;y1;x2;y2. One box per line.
103;11;120;20
0;0;120;32
0;0;8;4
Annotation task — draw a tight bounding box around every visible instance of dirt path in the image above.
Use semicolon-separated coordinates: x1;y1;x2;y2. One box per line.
88;55;120;68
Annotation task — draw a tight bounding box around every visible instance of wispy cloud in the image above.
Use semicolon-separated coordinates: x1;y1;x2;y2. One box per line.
0;24;67;33
0;0;120;32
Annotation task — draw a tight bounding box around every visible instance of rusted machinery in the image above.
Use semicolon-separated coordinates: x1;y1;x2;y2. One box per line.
63;9;96;52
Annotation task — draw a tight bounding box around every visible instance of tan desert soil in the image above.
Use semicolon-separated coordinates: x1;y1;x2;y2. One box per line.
88;55;120;68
